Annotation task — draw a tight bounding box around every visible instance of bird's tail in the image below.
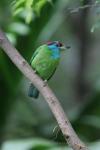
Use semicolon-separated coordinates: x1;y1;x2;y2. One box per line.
28;83;39;99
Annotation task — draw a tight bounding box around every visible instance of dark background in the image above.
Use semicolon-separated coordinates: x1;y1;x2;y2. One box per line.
0;0;100;149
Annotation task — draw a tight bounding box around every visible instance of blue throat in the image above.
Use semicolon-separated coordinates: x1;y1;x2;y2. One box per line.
48;45;60;59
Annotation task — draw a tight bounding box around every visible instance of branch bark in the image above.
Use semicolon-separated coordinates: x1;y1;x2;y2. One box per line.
0;28;88;150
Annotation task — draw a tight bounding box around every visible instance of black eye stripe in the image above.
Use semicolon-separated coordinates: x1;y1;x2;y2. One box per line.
58;42;63;47
47;41;63;47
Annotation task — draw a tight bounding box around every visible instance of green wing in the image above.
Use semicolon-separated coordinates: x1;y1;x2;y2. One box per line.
30;45;45;65
47;67;57;80
30;47;40;65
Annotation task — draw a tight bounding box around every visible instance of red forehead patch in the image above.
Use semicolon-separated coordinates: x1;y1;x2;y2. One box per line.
46;41;53;45
46;41;63;47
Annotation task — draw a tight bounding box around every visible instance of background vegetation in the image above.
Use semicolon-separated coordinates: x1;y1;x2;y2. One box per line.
0;0;100;149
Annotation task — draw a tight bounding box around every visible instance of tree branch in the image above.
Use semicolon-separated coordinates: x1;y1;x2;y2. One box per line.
68;2;100;13
0;28;88;150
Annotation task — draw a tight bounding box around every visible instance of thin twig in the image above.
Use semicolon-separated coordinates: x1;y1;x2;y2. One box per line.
68;3;100;13
0;28;88;150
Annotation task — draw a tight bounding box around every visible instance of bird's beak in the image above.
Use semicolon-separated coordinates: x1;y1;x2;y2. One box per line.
60;45;71;50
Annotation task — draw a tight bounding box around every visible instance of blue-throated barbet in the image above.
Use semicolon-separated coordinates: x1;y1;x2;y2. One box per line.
28;41;68;98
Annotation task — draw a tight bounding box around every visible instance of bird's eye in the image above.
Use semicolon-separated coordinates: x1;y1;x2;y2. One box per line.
59;42;63;47
56;42;63;47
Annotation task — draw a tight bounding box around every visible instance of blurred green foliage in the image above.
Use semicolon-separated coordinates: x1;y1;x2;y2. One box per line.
0;0;100;149
2;138;100;150
12;0;52;23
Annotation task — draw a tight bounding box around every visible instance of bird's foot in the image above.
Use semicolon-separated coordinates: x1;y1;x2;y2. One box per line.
34;70;37;73
43;80;47;87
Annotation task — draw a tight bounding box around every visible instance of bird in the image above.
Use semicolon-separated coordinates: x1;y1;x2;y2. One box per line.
28;41;68;99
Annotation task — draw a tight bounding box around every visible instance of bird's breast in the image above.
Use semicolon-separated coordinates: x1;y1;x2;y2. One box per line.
51;49;60;59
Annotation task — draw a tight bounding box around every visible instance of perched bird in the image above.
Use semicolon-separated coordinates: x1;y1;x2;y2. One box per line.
28;41;68;99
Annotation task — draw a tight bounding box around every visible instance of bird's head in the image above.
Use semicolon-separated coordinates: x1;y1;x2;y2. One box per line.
47;41;70;51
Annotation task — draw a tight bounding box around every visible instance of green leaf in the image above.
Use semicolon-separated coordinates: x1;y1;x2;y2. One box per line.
12;0;25;11
11;0;51;22
8;22;30;35
2;138;56;150
25;0;33;8
26;8;33;23
13;7;24;16
32;0;48;16
6;33;17;45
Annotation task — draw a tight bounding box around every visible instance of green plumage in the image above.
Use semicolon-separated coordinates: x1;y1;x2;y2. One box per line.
28;44;61;99
30;44;60;80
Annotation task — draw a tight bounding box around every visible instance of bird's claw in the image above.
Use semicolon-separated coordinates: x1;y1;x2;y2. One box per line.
34;70;37;73
43;80;47;87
